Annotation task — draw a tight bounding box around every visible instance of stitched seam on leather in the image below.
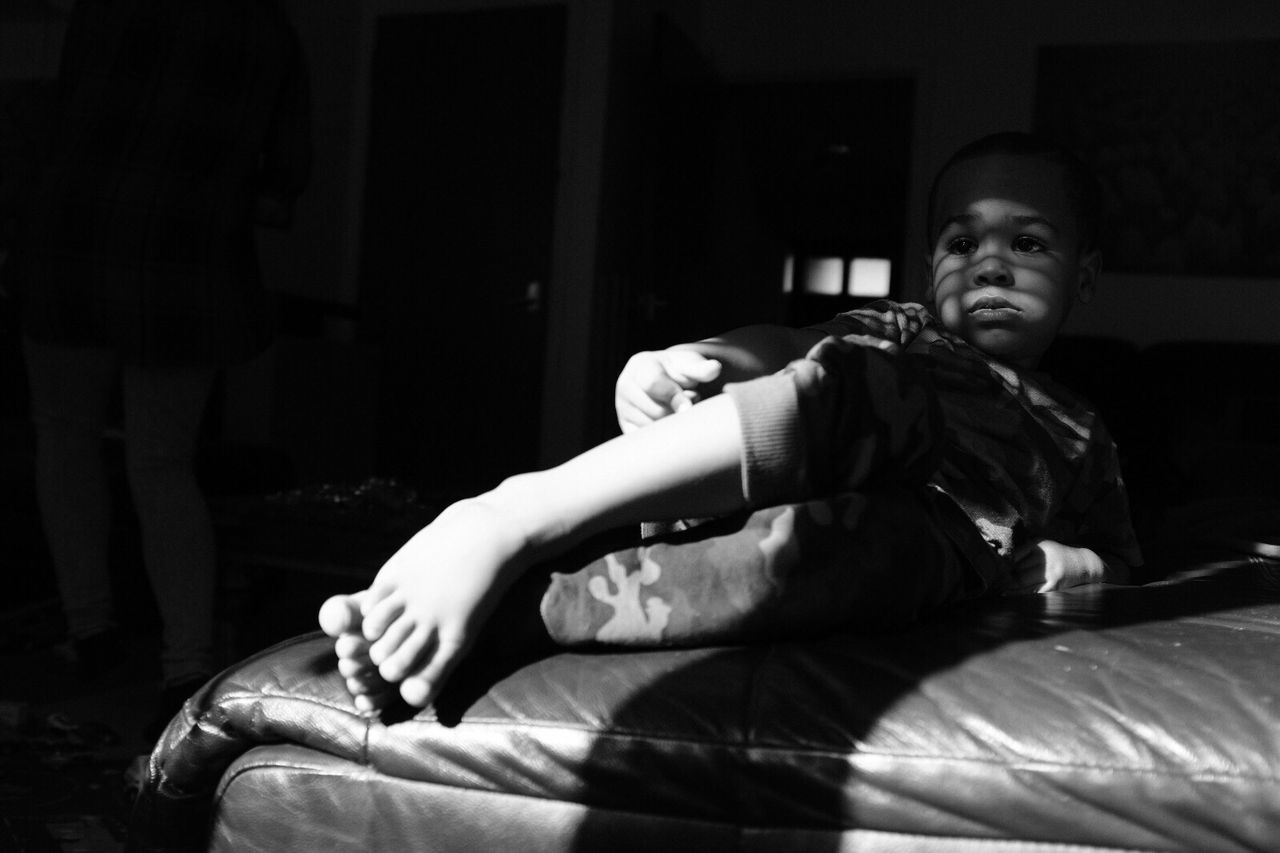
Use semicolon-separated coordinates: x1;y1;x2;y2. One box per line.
197;690;1277;786
403;719;1280;785
213;758;354;803
748;830;1158;853
737;645;778;821
741;644;772;746
208;760;1174;853
212;690;369;718
840;749;1280;784
745;826;1160;853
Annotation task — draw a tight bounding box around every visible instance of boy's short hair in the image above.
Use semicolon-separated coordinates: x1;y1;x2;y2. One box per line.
926;132;1103;251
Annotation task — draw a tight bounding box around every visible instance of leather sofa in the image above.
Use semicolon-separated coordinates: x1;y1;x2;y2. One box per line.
127;339;1280;852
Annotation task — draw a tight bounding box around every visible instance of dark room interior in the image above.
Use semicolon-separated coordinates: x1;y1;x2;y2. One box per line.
1;1;1279;851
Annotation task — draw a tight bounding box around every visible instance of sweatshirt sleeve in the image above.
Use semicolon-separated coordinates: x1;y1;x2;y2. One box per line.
723;335;942;509
1063;417;1144;580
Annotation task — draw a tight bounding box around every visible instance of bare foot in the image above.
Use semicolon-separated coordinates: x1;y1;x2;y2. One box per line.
319;593;395;712
357;498;531;708
318;592;363;637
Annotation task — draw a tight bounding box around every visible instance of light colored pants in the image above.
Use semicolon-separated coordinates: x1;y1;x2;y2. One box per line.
23;336;217;684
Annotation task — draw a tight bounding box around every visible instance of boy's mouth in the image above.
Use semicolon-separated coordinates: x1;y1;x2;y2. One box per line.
969;295;1020;314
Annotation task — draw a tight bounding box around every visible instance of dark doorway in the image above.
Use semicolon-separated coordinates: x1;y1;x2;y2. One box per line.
359;6;565;498
625;59;915;354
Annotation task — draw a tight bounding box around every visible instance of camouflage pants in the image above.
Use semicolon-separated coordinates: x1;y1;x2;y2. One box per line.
539;488;973;648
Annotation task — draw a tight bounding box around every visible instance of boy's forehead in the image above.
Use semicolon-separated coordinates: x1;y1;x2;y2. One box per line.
933;154;1075;226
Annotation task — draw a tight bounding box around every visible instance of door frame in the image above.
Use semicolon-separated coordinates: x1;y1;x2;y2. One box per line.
347;0;618;469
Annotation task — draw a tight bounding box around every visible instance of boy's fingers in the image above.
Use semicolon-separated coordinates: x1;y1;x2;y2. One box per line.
615;351;721;431
617;404;658;433
670;389;698;413
618;376;676;420
660;350;722;385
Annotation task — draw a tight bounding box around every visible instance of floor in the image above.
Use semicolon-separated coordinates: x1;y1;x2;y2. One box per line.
0;598;162;853
0;523;376;853
0;425;438;851
2;598;163;752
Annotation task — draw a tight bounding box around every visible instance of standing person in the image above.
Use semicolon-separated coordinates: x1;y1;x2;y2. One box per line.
13;0;310;736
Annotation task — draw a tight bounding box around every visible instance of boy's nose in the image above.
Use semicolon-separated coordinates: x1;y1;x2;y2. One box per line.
973;257;1012;287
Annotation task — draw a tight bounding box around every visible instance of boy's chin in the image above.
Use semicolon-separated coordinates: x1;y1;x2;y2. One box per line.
967;329;1044;368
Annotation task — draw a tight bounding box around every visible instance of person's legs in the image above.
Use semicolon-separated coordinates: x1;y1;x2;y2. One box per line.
120;362;217;687
540;488;976;648
328;490;974;709
23;337;119;647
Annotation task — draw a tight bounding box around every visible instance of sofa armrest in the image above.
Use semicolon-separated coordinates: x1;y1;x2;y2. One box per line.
129;633;363;852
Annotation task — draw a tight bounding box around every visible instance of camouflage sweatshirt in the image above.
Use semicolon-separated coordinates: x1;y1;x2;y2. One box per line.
724;300;1143;587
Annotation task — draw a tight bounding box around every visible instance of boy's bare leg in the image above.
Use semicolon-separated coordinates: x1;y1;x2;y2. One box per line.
319;395;747;709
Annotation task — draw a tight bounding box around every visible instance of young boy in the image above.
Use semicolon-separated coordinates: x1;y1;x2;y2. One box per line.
320;132;1142;712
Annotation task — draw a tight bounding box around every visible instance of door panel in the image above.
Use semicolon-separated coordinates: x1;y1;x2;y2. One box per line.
359;6;565;497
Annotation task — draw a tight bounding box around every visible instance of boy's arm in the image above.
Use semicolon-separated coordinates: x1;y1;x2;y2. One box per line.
566;335;942;552
672;324;828;391
616;301;926;433
1064;421;1144;583
604;329;943;538
673;297;927;391
616;324;824;432
1010;419;1143;594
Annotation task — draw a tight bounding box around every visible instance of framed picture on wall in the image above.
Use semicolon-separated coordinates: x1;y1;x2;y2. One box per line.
1035;40;1280;277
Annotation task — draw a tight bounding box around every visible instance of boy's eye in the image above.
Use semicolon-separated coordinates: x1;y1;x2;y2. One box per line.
1012;235;1046;253
945;236;977;255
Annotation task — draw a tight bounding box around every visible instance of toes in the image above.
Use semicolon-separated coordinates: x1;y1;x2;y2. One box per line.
362;595;406;642
377;624;433;683
337;641;389;695
334;632;371;662
344;671;393;697
337;655;376;679
354;691;394;714
397;635;466;708
318;595;362;637
368;615;415;667
400;675;432;707
344;675;373;696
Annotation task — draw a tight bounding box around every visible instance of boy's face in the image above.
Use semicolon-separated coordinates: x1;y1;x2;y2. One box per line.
926;154;1099;369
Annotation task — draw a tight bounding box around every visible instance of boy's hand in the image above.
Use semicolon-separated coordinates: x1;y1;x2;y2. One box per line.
1010;539;1109;594
615;348;722;433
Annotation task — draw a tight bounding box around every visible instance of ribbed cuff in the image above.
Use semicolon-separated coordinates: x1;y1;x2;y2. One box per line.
724;374;803;508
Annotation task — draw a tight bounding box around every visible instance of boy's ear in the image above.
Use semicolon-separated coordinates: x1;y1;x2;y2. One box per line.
1076;248;1101;304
